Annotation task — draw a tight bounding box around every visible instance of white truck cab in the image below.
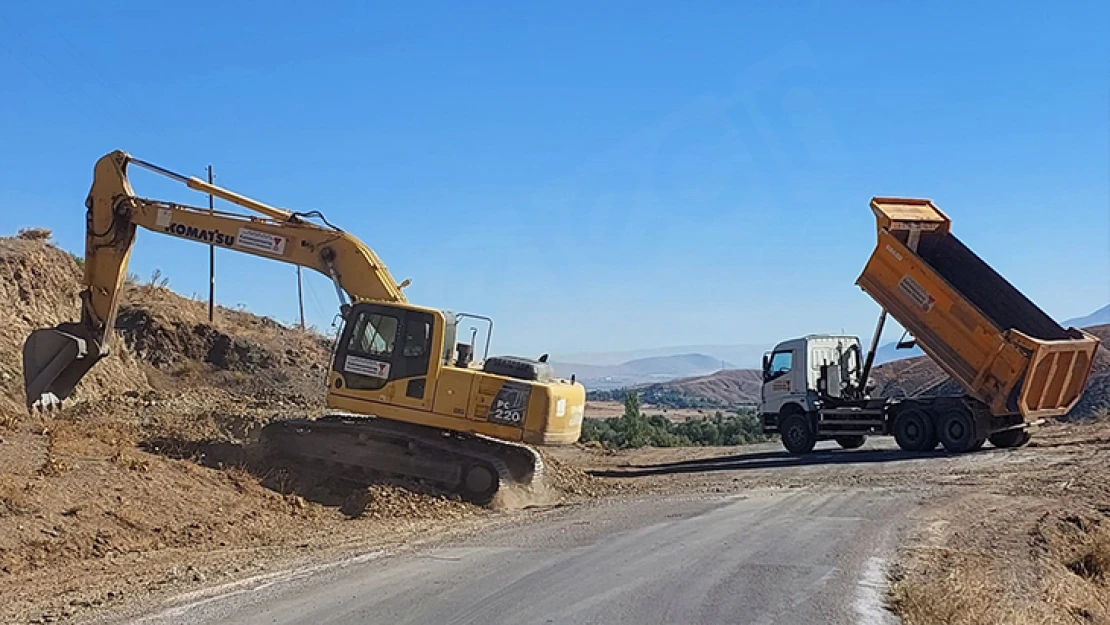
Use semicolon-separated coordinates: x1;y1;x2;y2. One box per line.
760;334;880;452
760;334;863;417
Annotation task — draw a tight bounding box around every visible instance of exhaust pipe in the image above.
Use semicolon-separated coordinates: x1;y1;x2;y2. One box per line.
21;322;106;412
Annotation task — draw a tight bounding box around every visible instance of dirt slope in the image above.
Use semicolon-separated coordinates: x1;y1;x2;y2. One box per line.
0;233;607;624
0;236;150;421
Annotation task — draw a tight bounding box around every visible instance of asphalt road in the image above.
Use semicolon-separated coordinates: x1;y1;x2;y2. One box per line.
126;488;908;625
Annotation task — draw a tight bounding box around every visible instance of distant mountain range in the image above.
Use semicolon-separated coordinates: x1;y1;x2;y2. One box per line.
587;369;763;409
552;353;735;391
555;343;770;368
1064;304;1110;329
556;305;1109;389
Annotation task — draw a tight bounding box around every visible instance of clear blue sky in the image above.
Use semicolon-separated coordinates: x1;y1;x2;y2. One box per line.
1;1;1107;361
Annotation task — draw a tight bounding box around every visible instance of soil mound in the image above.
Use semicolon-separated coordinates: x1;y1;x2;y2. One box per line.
0;237;150;420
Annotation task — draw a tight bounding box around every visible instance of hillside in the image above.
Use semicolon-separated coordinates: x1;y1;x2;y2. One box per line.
588;368;761;408
664;368;762;406
872;324;1110;420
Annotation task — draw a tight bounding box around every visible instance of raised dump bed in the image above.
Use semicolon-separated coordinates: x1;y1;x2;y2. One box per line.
856;197;1100;419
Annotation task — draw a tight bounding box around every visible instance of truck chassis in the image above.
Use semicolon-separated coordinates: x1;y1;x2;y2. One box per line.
762;394;1031;455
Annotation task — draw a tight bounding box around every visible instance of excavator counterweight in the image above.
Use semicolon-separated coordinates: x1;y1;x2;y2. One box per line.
21;150;586;504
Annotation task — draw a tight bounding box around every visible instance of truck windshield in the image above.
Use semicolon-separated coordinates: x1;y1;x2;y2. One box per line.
768;351;793;379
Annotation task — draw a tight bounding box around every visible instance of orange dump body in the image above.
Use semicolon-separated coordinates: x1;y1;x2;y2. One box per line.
856;198;1100;418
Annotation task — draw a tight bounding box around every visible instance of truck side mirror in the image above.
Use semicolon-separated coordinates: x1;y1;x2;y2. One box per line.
761;354;770;381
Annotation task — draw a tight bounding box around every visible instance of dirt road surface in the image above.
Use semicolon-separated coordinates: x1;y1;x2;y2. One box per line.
19;422;1110;625
102;487;907;625
92;437;943;625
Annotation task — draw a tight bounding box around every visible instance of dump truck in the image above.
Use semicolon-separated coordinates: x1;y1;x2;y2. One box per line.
760;197;1101;454
22;150;586;503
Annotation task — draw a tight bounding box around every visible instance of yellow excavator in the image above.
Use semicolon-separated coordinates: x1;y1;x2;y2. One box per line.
22;150;586;503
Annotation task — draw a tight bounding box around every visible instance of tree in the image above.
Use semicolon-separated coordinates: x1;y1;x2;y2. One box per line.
623;391;641;419
619;391;649;448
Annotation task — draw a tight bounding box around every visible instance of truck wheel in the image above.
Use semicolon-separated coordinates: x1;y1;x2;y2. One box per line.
779;413;817;455
834;435;866;449
988;429;1031;448
893;408;936;452
937;407;978;453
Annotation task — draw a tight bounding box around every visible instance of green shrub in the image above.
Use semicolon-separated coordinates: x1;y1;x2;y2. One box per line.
580;391;766;449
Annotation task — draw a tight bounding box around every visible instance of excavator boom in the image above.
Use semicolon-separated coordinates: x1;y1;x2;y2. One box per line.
24;150;407;410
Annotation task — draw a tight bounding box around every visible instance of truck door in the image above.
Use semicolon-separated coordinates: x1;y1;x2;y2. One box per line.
331;303;435;411
762;348;801;412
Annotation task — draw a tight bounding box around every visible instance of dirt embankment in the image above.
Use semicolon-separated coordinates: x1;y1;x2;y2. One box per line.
889;423;1110;625
0;237;149;421
0;233;610;624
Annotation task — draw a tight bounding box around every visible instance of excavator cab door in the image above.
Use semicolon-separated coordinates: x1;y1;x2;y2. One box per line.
331;302;435;411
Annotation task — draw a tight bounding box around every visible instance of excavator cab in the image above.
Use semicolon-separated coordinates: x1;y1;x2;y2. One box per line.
328;301;443;408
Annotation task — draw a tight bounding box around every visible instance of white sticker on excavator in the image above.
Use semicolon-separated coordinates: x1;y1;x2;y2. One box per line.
156;208;172;227
556;398;567;417
344;355;390;379
568;405;584;427
236;227;287;255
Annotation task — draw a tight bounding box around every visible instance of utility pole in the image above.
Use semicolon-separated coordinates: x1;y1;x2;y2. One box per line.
296;266;306;330
207;165;215;323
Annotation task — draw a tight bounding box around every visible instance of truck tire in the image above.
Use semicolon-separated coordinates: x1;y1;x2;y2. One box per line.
779;413;817;455
893;408;937;452
988;428;1031;448
937;406;979;453
834;435;866;449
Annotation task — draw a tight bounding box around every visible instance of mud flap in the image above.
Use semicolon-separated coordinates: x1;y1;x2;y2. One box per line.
22;323;105;411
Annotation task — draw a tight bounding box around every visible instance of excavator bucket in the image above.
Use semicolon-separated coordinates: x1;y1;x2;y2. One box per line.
21;323;106;412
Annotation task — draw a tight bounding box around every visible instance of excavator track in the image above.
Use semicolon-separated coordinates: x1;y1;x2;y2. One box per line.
258;414;544;505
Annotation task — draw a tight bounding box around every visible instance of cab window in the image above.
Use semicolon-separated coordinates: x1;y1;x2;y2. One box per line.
347;312;399;358
402;319;431;357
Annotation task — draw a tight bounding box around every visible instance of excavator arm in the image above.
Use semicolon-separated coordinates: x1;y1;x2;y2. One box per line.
23;150;409;410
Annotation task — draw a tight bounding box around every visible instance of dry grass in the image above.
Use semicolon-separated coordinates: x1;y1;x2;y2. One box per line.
892;503;1110;625
891;552;1059;625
